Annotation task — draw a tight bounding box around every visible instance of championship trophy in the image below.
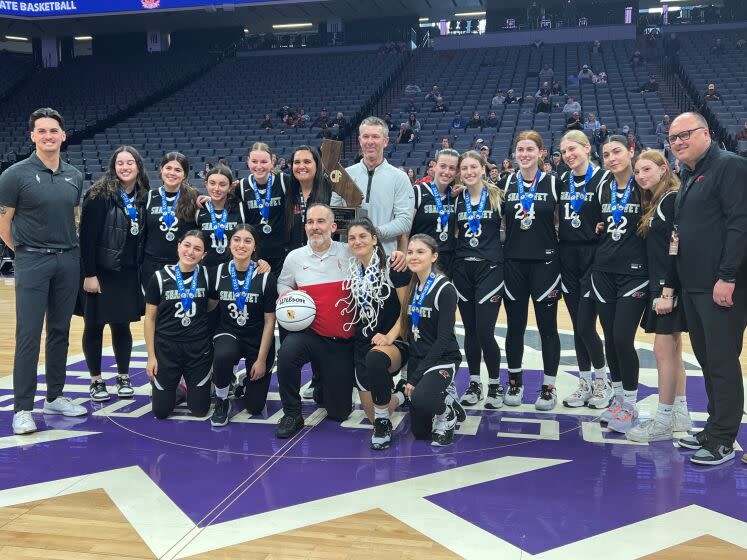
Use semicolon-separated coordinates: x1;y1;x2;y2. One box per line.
320;138;367;240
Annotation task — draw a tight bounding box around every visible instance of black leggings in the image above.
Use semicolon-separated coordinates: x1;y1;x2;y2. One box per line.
82;321;133;378
564;290;605;371
213;335;273;416
505;298;560;381
458;299;501;381
596;299;646;390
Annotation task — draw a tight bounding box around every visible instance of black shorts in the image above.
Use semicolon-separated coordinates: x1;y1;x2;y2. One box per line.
560;242;596;296
641;294;688;334
590;271;649;303
504;258;562;302
353;338;409;392
153;336;213;390
452;258;503;304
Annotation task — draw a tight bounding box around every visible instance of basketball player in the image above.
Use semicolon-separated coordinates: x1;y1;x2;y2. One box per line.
626;150;691;442
140;152;199;293
79;146;147;403
451;150;505;409
591;136;648;434
208;225;277;426
502;131;562;410
144;230;215;419
409;148;460;276
558;131;612;409
400;234;463;446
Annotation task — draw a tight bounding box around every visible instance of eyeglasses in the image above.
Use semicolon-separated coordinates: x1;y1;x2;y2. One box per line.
668;127;705;144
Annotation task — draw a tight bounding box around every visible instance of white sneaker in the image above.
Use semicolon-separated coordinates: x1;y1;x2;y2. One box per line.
626;419;673;442
301;385;315;399
673;406;693;432
503;383;524;406
587;378;615;409
43;397;87;417
12;410;37;435
563;377;592;408
535;385;557;411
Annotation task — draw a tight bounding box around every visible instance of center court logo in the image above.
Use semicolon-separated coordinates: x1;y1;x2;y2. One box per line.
141;0;159;9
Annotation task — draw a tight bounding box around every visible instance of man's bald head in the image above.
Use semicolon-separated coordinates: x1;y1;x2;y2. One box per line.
670;112;711;169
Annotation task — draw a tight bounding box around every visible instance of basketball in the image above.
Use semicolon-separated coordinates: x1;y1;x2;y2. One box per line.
275;291;316;332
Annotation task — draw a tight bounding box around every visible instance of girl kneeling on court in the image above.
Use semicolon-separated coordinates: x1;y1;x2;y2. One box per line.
400;235;463;447
208;225;278;427
144;230;215;419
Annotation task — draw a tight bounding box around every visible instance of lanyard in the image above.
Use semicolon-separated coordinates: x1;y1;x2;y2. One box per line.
119;189;137;223
611;176;634;225
159;187;180;229
174;264;199;315
569;165;593;213
463;187;487;234
517;170;541;214
411;271;436;337
207;201;228;241
429;183;450;229
229;260;254;313
250;174;274;222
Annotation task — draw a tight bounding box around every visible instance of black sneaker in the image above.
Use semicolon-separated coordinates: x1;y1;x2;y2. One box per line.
211;397;231;427
276;414;304;438
485;383;505;409
677;430;708;450
115;376;134;398
431;406;456;447
460;381;483;406
394;378;410;408
690;442;735;466
371;417;393;450
89;379;110;402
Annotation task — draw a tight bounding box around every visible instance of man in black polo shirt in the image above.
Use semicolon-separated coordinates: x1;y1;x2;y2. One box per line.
667;112;747;465
0;108;86;435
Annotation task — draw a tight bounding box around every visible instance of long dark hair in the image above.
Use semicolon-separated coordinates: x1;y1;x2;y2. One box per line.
284;145;333;239
160;151;198;222
88;146;149;203
398;234;441;342
205;164;240;212
600;134;637;203
229;223;260;260
348;216;387;271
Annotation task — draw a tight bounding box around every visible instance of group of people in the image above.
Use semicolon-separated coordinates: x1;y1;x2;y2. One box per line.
0;109;745;464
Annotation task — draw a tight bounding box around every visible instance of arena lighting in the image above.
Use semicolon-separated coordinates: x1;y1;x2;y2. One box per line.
5;35;28;41
454;11;486;17
418;17;429;22
74;36;93;41
272;23;313;29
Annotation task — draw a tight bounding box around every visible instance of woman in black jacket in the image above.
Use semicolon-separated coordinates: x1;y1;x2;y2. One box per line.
79;146;148;402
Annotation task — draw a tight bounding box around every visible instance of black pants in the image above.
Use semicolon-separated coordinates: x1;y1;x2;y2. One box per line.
82;322;133;378
459;300;502;381
152;337;212;419
213;333;274;416
276;330;354;421
596;300;646;390
409;361;457;440
13;248;80;412
683;288;746;446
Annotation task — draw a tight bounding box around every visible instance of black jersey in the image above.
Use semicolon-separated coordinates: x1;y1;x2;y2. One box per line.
411;183;456;256
351;267;410;343
592;175;647;277
142;188;198;263
406;275;461;381
238;173;287;259
558;168;608;242
145;264;211;342
208;262;277;342
454;187;503;263
503;172;559;261
645;190;677;293
195;204;246;268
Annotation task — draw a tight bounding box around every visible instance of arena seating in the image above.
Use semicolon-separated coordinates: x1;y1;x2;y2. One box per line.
388;40;665;173
0;53;35;160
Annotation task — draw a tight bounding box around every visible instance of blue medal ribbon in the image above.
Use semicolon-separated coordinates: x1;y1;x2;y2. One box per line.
229;260;254;313
610;176;634;225
250;174;274;223
463;187;487;235
207;201;228;242
517;170;541;214
119;189;138;223
174;264;199;317
569;165;593;214
411;271;436;336
159;187;180;229
429;183;450;230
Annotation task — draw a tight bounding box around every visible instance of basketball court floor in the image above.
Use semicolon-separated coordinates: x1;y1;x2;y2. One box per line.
0;278;746;560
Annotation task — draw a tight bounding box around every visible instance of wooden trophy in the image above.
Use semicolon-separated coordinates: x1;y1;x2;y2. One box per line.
320;138;366;240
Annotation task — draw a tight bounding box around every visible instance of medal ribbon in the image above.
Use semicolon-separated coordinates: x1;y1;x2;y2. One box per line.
207;201;228;241
250;174;274;223
411;271;436;335
517;170;541;214
119;189;138;224
569;164;593;214
159;187;180;229
229;260;254;313
610;176;634;225
174;264;199;317
429;183;450;230
463;187;487;235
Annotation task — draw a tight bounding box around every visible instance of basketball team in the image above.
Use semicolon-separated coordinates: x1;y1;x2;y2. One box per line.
1;108;745;465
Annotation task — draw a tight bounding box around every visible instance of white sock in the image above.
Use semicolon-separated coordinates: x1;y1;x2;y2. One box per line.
374;406;389;420
623;389;637;407
394;391;405;406
215;386;229;399
470;374;481;383
655;402;673;425
674;395;688;409
579;371;593;384
612;381;624;401
594;367;609;382
543;374;555;386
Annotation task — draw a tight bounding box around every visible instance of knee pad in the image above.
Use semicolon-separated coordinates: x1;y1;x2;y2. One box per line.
365;350;392;375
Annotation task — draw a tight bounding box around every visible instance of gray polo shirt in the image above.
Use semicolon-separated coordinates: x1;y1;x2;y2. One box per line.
0;151;82;249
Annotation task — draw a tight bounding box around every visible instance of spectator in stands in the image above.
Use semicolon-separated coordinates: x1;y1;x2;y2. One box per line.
404;98;419;114
619;123;632;136
550;80;564;95
578;64;595;83
627;131;641;156
737;122;747;141
331;112;347;139
479;145;496;170
630;48;645;66
297;107;310;126
539;63;554;82
384;112;397;131
260;114;273;129
486;111;499;128
277;158;290;175
277;105;293;120
432;97;448;113
491;89;505;108
656;114;671;149
504;89;520;104
593;71;608;85
440;137;450;150
311;108;330;129
406;168;416;185
551;151;569;176
536;81;552;98
467;111;484;130
710;37;725;55
594;124;609;154
413;159;436;186
474;138;485;151
638;76;659;93
591;40;603;54
488;167;500;185
198;162;213;179
499;158;514;182
406;113;421;137
704;84;721;102
543;161;555;176
563;96;581;116
397;123;414;144
584;113;600;131
450;111;466;129
535;95;552;114
425;84;440;102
